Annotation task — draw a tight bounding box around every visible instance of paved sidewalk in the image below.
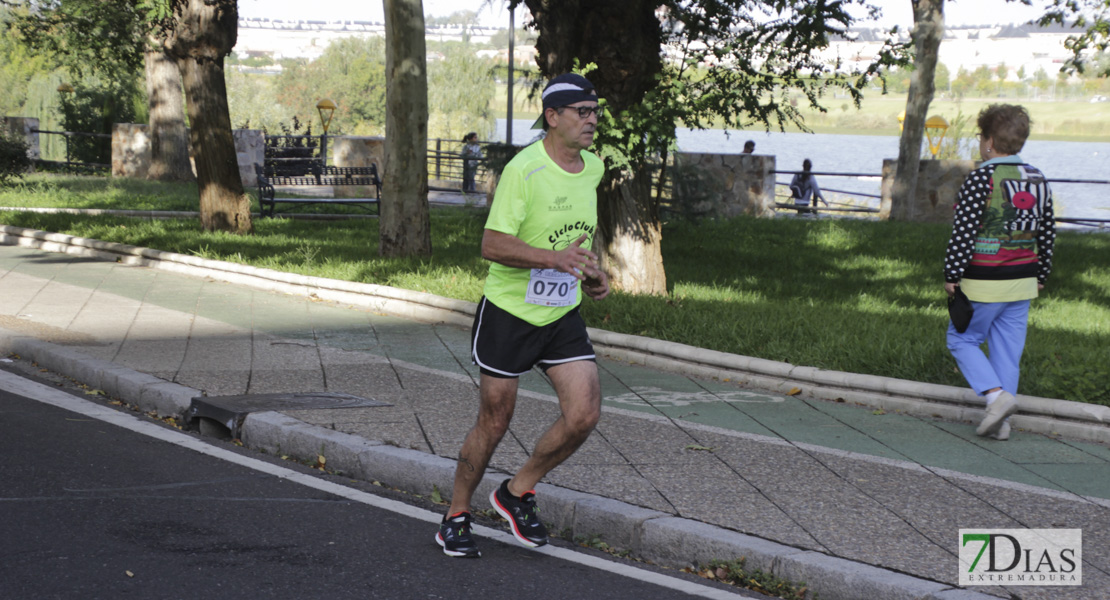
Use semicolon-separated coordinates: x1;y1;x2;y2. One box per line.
1;240;1108;600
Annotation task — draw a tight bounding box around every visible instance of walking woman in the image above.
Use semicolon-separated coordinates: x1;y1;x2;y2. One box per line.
943;104;1056;441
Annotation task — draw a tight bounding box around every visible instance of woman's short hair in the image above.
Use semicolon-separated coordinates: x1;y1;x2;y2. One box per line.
978;104;1031;155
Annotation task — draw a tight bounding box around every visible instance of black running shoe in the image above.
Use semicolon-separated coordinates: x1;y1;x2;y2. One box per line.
436;511;481;557
490;479;548;548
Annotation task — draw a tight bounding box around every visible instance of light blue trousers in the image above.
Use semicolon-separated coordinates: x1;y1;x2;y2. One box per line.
946;299;1030;396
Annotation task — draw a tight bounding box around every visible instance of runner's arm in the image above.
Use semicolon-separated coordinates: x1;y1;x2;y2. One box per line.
482;230;598;280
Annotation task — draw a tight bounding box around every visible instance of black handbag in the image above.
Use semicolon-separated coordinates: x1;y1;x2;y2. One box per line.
948;286;974;333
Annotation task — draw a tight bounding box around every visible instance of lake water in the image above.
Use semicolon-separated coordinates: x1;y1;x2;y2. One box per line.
496;118;1110;226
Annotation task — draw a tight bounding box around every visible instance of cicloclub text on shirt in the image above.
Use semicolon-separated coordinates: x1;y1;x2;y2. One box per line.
549;221;596;248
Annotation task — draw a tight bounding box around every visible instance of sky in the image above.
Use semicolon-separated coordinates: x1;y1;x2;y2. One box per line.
237;0;1048;30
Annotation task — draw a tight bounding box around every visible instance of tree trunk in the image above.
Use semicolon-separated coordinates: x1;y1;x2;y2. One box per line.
596;165;665;292
522;0;666;294
145;43;193;182
890;0;944;221
380;0;431;257
164;0;252;234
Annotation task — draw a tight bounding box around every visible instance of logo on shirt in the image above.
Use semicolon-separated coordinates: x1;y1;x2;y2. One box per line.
549;221;596;249
549;196;573;212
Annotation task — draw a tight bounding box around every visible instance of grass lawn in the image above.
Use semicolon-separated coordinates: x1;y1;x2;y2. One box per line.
1;175;1108;405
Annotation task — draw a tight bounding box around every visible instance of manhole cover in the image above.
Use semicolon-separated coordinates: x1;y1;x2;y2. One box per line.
186;392;391;439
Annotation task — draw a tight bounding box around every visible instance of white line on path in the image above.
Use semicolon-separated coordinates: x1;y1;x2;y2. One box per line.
0;370;744;600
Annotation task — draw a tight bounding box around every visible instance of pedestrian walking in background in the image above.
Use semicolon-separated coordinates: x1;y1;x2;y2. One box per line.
789;158;828;215
461;132;482;193
437;73;609;558
944;104;1056;441
743;140;755;153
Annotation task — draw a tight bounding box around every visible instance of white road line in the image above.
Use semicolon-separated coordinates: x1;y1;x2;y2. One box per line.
0;370;744;600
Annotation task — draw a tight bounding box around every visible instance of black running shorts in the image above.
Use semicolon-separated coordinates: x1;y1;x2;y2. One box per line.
471;296;595;378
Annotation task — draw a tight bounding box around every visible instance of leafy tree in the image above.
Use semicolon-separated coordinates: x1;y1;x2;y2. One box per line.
883;67;912;93
971;65;994;96
1039;0;1110;75
11;0;147;83
0;9;62;117
950;66;972;98
487;26;536;49
275;37;388;135
427;50;496;141
58;75;144;165
1033;65;1051;92
11;0;191;181
934;61;951;93
996;62;1009;83
226;69;289;131
513;0;899;294
0;130;32;185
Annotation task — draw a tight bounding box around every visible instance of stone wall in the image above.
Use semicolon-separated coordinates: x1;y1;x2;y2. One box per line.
110;124;263;188
879;159;978;223
674;152;777;218
111;123;151;178
333;136;385;198
232;129;264;188
2;117;41;166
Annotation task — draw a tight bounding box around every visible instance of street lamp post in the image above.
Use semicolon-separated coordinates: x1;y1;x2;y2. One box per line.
316;98;336;166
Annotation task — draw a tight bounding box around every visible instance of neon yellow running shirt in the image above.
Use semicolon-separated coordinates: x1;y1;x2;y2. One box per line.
483;140;604;326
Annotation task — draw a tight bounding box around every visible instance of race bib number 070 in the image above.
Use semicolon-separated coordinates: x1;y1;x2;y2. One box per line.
525;269;578;307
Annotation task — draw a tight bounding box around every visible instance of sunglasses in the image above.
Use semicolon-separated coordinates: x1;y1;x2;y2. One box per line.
559;105;605;119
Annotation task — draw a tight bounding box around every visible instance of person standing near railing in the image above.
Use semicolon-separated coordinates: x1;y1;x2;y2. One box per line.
789;158;828;216
462;132;482;193
943;104;1056;441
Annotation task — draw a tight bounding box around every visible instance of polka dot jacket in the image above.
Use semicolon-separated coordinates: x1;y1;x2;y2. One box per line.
944;162;1056;285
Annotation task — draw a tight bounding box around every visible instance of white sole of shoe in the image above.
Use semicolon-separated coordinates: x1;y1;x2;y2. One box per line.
977;393;1018;437
435;531;481;558
490;488;544;548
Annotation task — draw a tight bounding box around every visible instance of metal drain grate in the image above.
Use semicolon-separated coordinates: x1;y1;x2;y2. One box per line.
186;392;391;439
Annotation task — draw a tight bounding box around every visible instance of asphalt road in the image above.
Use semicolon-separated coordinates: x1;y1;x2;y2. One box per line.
0;365;752;600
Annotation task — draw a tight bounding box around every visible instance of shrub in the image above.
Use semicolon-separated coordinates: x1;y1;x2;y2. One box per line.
0;133;32;185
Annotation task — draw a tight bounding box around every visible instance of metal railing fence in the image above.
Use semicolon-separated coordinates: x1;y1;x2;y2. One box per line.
31;129;111;174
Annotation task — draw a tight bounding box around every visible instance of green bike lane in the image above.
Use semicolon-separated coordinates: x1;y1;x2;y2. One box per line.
2;243;1108;505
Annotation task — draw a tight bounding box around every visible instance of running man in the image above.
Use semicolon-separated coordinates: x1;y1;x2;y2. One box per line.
436;73;609;558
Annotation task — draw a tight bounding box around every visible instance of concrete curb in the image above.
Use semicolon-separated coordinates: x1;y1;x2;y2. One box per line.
239;409;993;600
0;330;196;418
0;206;378;221
2;224;1106;445
0;327;999;600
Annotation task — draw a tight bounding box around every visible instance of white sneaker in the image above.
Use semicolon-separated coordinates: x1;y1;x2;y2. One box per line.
987;421;1011;441
977;392;1018;437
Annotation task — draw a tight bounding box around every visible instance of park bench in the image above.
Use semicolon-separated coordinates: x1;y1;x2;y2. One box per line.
255;164;382;217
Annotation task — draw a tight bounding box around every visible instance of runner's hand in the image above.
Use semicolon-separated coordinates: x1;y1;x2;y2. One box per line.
555;234;599;281
582;270;610;301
